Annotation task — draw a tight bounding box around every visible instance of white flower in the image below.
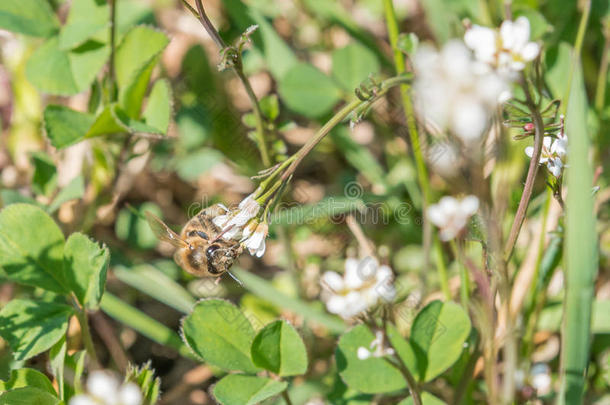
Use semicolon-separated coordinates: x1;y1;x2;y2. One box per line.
427;195;479;241
413;41;509;142
524;125;568;179
212;193;261;241
69;371;142;405
530;363;552;395
241;222;268;257
356;330;395;360
320;257;396;319
465;16;540;76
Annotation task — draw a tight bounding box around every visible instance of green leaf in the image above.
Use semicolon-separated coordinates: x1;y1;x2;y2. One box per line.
231;267;346;334
0;0;59;37
115;202;161;249
26;37;109;95
85;105;126;138
0;299;73;361
251;320;308;376
410;300;471;382
115;26;169;117
331;43;380;92
63;233;109;309
0;368;56;395
0;189;41;208
44;105;95;149
398;392;447;405
48;176;85;214
336;325;406;393
30;151;58;197
125;362;161;405
279;63;342;118
330;127;386;188
213;375;287;405
0;204;66;293
142;79;172;134
49;337;67;400
175;148;224;182
58;0;109;50
559;50;598;404
113;264;195;314
181;299;260;373
0;387;62;405
386;323;418;379
100;293;194;359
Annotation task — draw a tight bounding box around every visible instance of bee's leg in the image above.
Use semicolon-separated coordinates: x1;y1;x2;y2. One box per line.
214;276;222;285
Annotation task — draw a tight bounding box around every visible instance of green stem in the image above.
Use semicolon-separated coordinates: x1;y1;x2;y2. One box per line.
504;76;545;261
433;238;451;301
281;390;293;405
595;21;610;111
279;76;410;182
72;299;99;368
451;240;470;309
382;0;430;207
107;0;117;102
190;0;271;166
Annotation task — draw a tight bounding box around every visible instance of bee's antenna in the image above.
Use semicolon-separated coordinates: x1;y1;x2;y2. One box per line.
226;270;244;287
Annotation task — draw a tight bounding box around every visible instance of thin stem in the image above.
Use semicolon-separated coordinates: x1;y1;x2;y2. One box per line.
382;319;421;405
434;238;451;300
73;298;99;368
189;0;271;166
107;0;117;101
345;215;375;258
595;21;610;111
281;390;293;405
451;240;470;308
279;76;410;182
382;0;430;207
453;338;481;405
504;76;545;261
236;68;271;166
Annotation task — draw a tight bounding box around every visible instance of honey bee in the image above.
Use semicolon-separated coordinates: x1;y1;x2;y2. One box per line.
146;204;244;281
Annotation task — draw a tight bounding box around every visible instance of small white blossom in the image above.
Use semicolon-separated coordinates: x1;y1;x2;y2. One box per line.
465;16;540;76
320;257;396;319
69;371;142;405
212;193;261;241
428;195;479;241
241;221;268;257
413;41;509;142
524;126;568;179
357;330;395;360
530;363;552;396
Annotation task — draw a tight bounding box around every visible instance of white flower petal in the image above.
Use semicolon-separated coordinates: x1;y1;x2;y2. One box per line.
521;42;540;61
119;383;143;405
321;271;344;291
325;295;346;315
460;195;479;216
344;258;364;289
87;372;119;402
525;146;534;158
451;98;488;141
69;395;99;405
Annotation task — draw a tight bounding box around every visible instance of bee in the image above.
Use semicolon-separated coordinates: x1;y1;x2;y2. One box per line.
146;204;244;282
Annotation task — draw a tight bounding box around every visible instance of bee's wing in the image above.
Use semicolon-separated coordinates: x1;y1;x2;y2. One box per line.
145;211;189;249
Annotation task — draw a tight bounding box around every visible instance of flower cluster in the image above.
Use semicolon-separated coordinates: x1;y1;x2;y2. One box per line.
525;121;567;178
211;193;268;257
69;371;142;405
320;257;396;319
413;41;509;142
428;195;480;241
464;17;540;77
357;330;395;360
